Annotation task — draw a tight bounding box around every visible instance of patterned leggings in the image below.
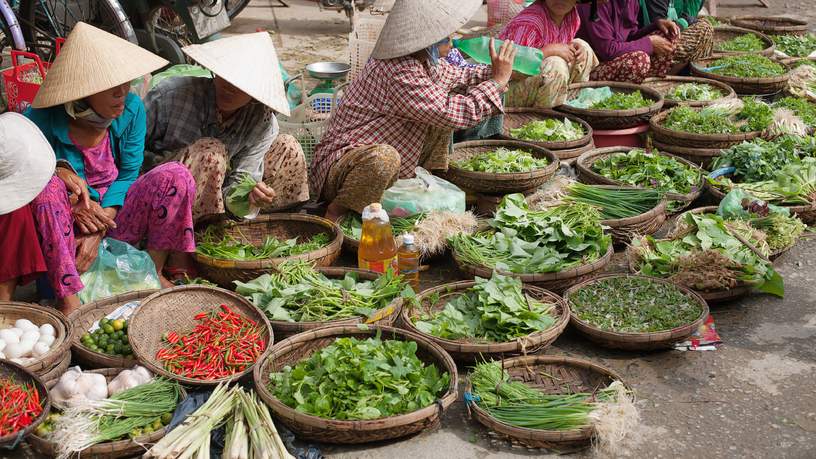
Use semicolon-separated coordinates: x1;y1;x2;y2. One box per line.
172;134;310;222
30;162;196;299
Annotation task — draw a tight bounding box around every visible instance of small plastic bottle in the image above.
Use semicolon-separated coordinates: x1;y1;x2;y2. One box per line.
398;234;420;291
358;203;398;274
453;36;543;76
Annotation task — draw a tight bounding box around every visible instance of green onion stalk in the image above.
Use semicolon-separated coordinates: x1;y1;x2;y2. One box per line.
565;183;662;220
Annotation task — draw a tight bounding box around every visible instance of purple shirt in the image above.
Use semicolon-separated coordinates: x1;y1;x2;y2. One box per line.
576;0;658;62
71;132;118;200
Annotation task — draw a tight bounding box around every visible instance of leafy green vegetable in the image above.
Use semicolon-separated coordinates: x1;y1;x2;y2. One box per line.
662;98;772;134
716;33;766;53
454;148;549;173
774;96;816;127
196;226;330;260
705;55;786;78
771;34;816;58
713;157;816;205
339;213;423;241
590;90;651;110
234;260;410;322
449;194;610;274
567;276;703;332
703;16;724;27
225;172;257;219
269;333;450;420
591;149;701;196
414;272;556;342
712;136;816;182
665;83;723;102
564;183;662;220
509;118;585;142
751;212;806;251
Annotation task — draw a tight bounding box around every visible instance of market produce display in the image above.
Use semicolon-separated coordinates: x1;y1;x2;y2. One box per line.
715;33;766;53
269;334;450;420
774;96;816;127
80;317;132;358
234;260;409;322
413;272;557;342
156;305;266;380
665;82;723;102
589;90;651;110
454;148;550;173
564;183;662;220
567;277;703;333
708;191;807;252
712;156;816;205
449;194;610;274
0;319;57;365
771;33;816;57
197;226;330;260
0;376;44;437
590;149;701;197
508;118;585;142
704;55;786;78
711;135;816;182
225;172;258;219
662;98;773;134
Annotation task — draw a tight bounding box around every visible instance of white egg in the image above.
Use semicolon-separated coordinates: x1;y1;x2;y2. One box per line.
32;343;50;357
14;319;37;332
17;340;34;358
0;340;5;352
11;328;23;337
0;352;5;359
4;342;25;359
21;330;40;343
0;330;19;344
38;335;55;347
39;324;55;337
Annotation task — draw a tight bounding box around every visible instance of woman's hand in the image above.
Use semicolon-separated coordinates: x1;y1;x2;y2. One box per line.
73;201;117;234
75;233;103;273
56;166;90;208
490;38;518;87
656;19;680;39
249;182;277;207
570;42;586;63
542;44;575;63
649;34;675;56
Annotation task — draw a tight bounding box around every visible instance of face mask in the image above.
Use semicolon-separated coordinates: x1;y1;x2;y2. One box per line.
425;37;452;66
64;99;114;129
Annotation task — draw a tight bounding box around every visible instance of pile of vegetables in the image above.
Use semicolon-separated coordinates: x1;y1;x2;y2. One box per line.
662;98;773;134
269;332;450;420
774;96;816;127
665;82;723;102
0;319;57;365
454;148;550;173
589;90;651;110
449;194;610;274
771;34;816;57
716;33;766;53
704;54;786;78
711;135;816;182
711;191;807;252
0;376;44;437
197;226;330;260
712;156;816;206
564;183;662;220
50;366;153;409
631;212;783;296
567;277;703;333
80;317;131;358
235;260;410;322
509;118;585;142
339;212;423;241
413;272;557;343
156;304;266;380
225;172;258;219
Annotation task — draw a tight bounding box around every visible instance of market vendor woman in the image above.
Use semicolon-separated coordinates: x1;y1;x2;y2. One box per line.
25;23;197;313
144;32;309;222
310;0;516;222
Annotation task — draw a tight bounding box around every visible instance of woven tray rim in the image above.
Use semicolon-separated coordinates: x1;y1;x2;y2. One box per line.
0;302;73;375
500;108;593;150
690;58;790;85
731;15;809;35
641;76;737;108
556;81;664;118
711;26;776;57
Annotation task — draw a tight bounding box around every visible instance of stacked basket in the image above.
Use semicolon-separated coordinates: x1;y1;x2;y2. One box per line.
0;302;72;381
557;81;664;130
642;76;736;108
712;26;775;57
500;108;595;164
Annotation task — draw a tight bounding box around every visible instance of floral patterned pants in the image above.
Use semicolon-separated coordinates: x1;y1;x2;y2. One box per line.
171;134;310;222
30;162;196;299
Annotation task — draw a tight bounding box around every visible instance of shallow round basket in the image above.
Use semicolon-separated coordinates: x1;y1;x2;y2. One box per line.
690;57;789;96
650;109;765;150
642;76;737;108
252;324;458;444
454;244;614;294
193;213;343;288
712;26;775;57
564;275;709;350
68;290;157;369
575;146;705;204
0;302;72;378
467;355;627;451
731;16;809;36
267;267;404;341
556;81;664;130
552;140;595;165
440;140;559;194
706;179;816;225
0;360;50;447
650;139;723;170
500;108;593;150
128;285;273;386
27;368;177;458
38;350;71;383
399;281;570;362
599;194;669;246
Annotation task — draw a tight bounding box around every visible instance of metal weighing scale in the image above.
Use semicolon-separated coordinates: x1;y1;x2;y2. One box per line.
305;62;351;96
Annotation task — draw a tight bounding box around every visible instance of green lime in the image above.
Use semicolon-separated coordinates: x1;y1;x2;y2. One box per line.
161;412;172;425
82;333;91;341
100;318;109;326
114;343;123;354
122;344;132;354
122;321;128;331
151;419;163;431
102;324;114;334
106;344;115;354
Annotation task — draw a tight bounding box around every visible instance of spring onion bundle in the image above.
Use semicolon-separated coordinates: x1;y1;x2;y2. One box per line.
197;226;330;260
564;184;662;220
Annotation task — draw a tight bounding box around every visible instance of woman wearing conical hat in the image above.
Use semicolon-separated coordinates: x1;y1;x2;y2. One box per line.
310;0;517;222
25;22;197;313
143;32;309;222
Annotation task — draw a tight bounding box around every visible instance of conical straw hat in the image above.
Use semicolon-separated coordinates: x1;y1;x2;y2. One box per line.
32;22;168;108
371;0;482;60
182;32;290;116
0;112;56;215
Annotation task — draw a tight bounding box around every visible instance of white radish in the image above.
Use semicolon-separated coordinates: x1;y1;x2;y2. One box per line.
39;323;55;337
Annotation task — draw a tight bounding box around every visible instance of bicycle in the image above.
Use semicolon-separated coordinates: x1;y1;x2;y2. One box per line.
0;0;26;57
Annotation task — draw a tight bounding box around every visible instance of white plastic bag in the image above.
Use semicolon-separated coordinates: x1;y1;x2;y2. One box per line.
382;168;466;217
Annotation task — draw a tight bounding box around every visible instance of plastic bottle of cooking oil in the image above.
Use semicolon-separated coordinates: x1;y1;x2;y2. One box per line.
358;203;398;274
398;234;420;291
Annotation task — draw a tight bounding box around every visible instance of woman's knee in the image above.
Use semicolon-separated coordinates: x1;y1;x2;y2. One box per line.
373;146;401;179
31;176;68;207
143;162;197;197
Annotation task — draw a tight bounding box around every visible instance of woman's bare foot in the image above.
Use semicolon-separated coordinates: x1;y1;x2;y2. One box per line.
324;201;348;223
60;295;81;316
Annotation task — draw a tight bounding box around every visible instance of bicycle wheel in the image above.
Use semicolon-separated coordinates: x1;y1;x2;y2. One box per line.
19;0;137;58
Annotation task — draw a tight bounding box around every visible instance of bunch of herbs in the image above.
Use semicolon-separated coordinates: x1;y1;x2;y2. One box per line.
662;98;772;134
705;55;786;78
509;118;585;142
197;226;330;260
771;34;816;58
455;148;549;173
591;149;701;196
590;90;651;110
224;172;257;219
665;82;723;101
714;157;816;205
774;96;816;127
716;33;766;53
339;213;424;241
711;136;816;182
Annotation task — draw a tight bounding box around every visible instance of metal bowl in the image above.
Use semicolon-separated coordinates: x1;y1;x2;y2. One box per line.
306;62;351;80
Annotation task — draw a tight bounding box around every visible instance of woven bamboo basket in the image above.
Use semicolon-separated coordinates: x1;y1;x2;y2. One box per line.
712;26;775;57
264;267;404;340
552;140;595;164
38;351;71;383
500;108;593;150
439;140;559;194
68;290;157;369
650;109;765;150
690;58;790;95
27;368;177;458
650;139;723;170
252;324;458;444
193;213;343;288
706;180;816;225
0;360;50;447
557;81;664;130
564;275;709;350
454;244;614;294
575;146;705;203
128;285;272;386
399;281;570;362
731;16;809;36
599;194;669;246
467;355;627;451
0;302;72;378
642;76;736;108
